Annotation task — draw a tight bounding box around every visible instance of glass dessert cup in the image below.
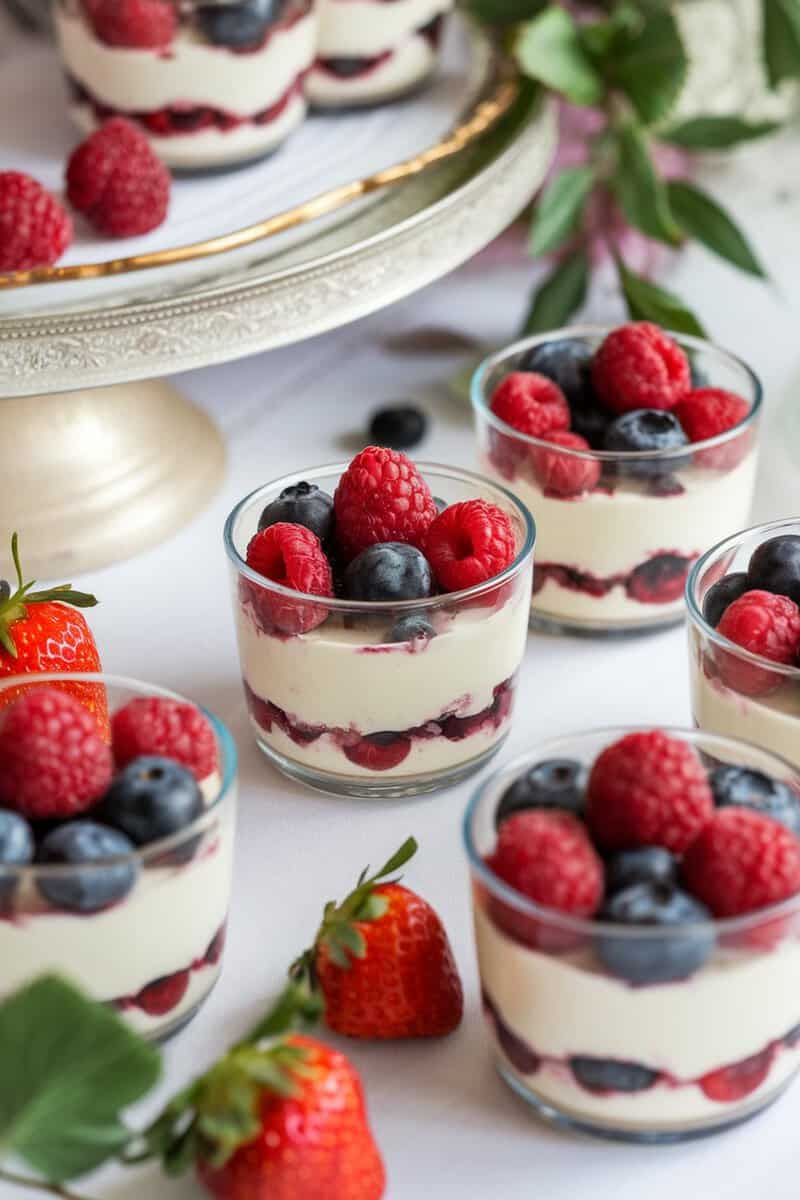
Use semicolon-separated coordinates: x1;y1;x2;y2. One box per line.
0;673;237;1041
224;463;534;799
305;0;452;108
472;327;762;637
687;519;800;769
465;728;800;1143
53;0;318;170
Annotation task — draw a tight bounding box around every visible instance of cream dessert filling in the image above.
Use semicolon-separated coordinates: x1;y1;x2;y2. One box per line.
691;661;800;770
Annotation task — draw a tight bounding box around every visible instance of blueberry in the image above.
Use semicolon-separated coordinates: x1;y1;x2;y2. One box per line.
323;56;371;77
604;410;690;477
0;580;9;603
747;535;800;605
605;847;677;895
368;405;428;451
702;571;749;627
0;810;33;904
518;339;595;408
570;400;612;450
710;765;800;834
387;614;436;643
196;0;278;47
433;496;447;514
258;481;334;545
495;758;586;828
99;756;203;847
595;882;714;984
343;543;433;602
37;822;137;913
570;1057;659;1093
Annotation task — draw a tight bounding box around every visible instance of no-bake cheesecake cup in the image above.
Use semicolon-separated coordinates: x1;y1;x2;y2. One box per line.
0;673;237;1041
464;729;800;1143
687;519;800;769
225;463;534;799
472;328;762;637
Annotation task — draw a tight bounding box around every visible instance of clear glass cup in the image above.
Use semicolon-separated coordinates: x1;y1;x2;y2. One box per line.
472;326;762;636
224;462;535;798
464;728;800;1143
0;673;237;1041
53;0;317;170
687;518;800;768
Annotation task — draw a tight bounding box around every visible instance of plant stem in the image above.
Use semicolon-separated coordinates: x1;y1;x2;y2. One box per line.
0;1167;95;1200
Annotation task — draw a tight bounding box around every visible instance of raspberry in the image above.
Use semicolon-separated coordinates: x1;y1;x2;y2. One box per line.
246;522;333;634
586;731;714;854
343;734;411;771
0;688;113;819
89;0;176;47
333;447;437;563
489;372;571;439
424;500;516;592
112;697;219;781
0;172;72;272
683;808;800;917
66;118;171;237
676;387;751;469
592;322;690;414
130;970;191;1016
716;589;800;697
531;431;601;497
699;1048;774;1102
488;810;604;918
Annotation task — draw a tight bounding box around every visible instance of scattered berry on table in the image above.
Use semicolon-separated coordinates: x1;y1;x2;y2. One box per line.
258;482;335;546
716;589;800;695
489;372;570;439
603;409;689;477
586;730;714;854
334;446;437;563
196;0;277;48
0;172;72;273
100;755;203;846
595;881;714;984
386;614;435;644
112;696;218;781
702;571;750;627
570;1056;660;1094
36;821;137;913
531;431;601;496
494;758;586;828
246;521;333;634
487;809;603;917
683;807;800;917
710;765;800;835
66;117;171;237
89;0;176;46
343;542;433;602
747;535;800;606
0;810;34;904
592;322;690;414
604;846;678;895
424;499;515;592
517;338;595;409
368;405;428;451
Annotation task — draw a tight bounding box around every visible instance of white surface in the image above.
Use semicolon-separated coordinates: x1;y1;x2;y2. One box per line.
3;131;800;1198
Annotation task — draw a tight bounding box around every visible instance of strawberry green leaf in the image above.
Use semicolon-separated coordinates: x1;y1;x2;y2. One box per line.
0;975;160;1182
372;836;418;879
615;257;706;337
357;893;389;921
666;180;766;277
529;165;594;257
334;924;367;958
612;120;683;246
521;249;589;335
660;115;779;148
514;6;603;105
606;5;687;126
763;0;800;87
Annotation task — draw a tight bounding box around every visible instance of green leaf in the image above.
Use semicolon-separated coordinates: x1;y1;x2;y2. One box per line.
612;121;682;245
606;6;687;125
515;6;603;105
332;924;366;958
464;0;546;25
357;893;389;922
521;250;589;335
0;975;160;1181
763;0;800;87
615;257;706;336
373;836;418;879
660;115;779;148
667;180;765;277
529;166;594;257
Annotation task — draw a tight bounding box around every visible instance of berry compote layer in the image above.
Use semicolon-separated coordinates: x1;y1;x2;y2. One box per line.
54;0;317;168
0;678;236;1041
225;454;534;798
688;519;800;770
473;325;762;635
305;0;452;107
465;728;800;1140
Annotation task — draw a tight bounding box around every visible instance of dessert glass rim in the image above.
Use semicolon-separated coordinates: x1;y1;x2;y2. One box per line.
687;516;800;681
471;324;763;463
224;460;537;612
0;671;237;881
463;727;800;940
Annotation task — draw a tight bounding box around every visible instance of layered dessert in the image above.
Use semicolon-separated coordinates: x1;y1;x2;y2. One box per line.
473;324;761;634
0;680;236;1040
688;520;800;769
54;0;318;169
306;0;451;108
465;728;800;1139
225;449;534;797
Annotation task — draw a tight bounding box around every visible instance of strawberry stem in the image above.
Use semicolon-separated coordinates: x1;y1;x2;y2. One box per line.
0;533;98;659
0;1168;95;1200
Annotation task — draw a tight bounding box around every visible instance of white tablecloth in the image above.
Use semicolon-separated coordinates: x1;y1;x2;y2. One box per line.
6;131;800;1200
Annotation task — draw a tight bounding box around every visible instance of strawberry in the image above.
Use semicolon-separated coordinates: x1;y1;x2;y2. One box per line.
0;534;105;732
289;838;463;1039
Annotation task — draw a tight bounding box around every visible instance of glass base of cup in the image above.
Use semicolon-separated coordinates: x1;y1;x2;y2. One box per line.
252;729;508;799
530;608;686;639
496;1061;792;1144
